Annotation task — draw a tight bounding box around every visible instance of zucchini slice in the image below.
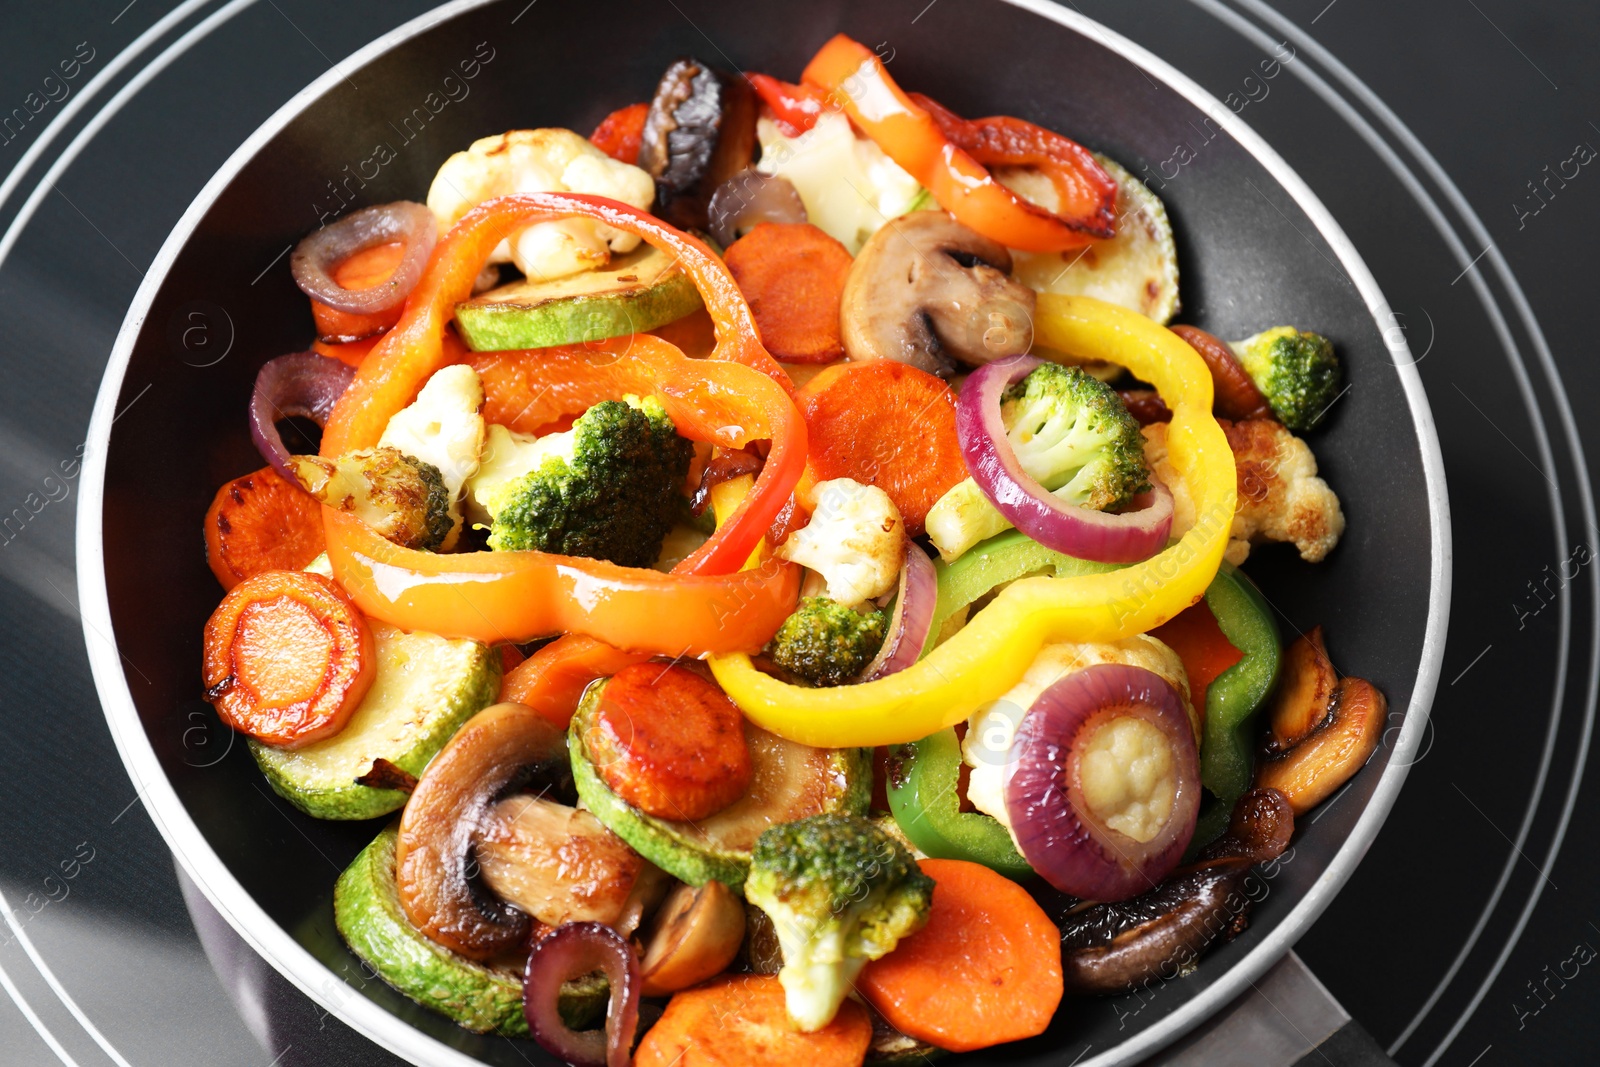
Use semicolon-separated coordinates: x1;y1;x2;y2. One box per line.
250;622;500;820
333;824;606;1035
571;688;870;893
454;244;704;351
1009;154;1180;324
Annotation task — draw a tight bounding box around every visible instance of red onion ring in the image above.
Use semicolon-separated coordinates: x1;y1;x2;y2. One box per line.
1004;663;1200;902
855;541;937;681
249;352;356;483
707;170;807;248
524;922;640;1067
289;201;437;316
956;355;1173;563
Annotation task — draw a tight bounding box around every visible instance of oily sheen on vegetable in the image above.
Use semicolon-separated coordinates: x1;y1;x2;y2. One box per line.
709;294;1237;749
524;922;640;1067
290;200;437;316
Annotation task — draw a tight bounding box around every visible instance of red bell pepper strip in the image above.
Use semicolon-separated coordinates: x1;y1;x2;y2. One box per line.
910;93;1117;239
320;193;804;652
747;73;830;137
589;102;649;165
801;34;1103;253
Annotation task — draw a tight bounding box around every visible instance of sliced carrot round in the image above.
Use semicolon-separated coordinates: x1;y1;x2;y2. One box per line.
634;974;872;1067
583;662;752;821
724;222;853;363
860;858;1064;1053
204;465;326;591
203;570;374;747
799;360;968;536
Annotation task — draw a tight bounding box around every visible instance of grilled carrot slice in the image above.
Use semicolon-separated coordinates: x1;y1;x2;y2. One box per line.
581;662;753;821
309;241;407;341
634;974;872;1067
204;465;325;591
202;570;375;747
724;223;853;363
860;858;1063;1052
798;360;968;536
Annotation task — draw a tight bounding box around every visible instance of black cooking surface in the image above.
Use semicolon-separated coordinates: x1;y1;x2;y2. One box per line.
0;2;1593;1065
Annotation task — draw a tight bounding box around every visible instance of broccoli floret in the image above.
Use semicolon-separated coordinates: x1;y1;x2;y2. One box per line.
767;597;888;686
925;363;1150;561
290;446;453;551
1230;327;1342;431
746;814;933;1032
483;396;692;567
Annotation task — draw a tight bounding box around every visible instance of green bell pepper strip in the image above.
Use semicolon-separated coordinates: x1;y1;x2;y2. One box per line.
1191;562;1282;848
891;529;1119;878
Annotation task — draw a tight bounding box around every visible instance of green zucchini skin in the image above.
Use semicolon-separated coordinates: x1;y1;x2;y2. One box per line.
251;623;500;821
332;824;607;1036
570;683;870;894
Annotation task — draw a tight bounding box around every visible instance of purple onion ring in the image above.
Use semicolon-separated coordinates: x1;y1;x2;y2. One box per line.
249;352;356;483
289;201;437;316
855;541;937;682
707;170;807;248
524;922;640;1067
956;355;1173;564
1005;663;1200;902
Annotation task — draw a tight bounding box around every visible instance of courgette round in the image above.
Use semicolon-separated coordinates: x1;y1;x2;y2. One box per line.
570;684;870;893
333;824;607;1036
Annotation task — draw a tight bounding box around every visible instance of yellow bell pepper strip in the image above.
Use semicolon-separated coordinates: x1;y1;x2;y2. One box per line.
319;193;804;651
800;34;1098;253
709;294;1236;748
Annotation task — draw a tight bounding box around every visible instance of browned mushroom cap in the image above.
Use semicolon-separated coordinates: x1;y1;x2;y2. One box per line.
840;211;1037;377
1057;787;1294;995
395;702;571;961
639;58;758;231
474;794;667;937
636;880;745;995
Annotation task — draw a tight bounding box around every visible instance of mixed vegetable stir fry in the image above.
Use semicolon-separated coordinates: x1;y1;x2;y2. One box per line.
199;35;1383;1065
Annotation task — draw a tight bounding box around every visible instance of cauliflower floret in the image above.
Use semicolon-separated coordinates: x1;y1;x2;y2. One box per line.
756;113;927;254
962;636;1197;842
1142;418;1344;566
778;478;906;608
427;129;655;280
378;364;485;548
461;422;576;527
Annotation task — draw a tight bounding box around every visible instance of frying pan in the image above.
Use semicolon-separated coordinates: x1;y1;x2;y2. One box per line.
75;0;1449;1063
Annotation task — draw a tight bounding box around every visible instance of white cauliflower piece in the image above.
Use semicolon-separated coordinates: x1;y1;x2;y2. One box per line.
1142;418;1344;566
378;364;485;548
778;478;906;608
962;636;1198;842
427;129;655;280
461;422;576;527
755;113;927;254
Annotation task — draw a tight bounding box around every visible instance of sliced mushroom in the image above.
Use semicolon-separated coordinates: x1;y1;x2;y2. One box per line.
475;795;667;937
637;879;745;996
1257;675;1386;816
1263;626;1338;753
638;58;758;231
395;702;573;960
840;211;1037;377
1057;787;1293;995
737;900;783;975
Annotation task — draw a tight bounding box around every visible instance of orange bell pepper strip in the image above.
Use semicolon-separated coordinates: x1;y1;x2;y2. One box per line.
319;193;804;652
801;34;1100;253
910;92;1117;240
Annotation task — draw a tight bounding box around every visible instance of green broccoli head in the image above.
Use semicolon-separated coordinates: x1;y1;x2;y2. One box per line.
1000;362;1151;512
746;813;933;1032
767;597;889;686
484;395;693;566
1231;327;1342;431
